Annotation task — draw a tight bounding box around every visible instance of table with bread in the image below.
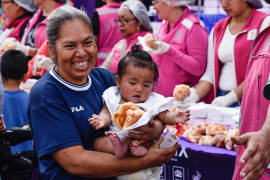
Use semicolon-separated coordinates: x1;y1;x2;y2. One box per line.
160;84;239;180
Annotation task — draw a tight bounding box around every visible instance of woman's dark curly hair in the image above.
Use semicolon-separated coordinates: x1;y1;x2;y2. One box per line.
117;44;159;83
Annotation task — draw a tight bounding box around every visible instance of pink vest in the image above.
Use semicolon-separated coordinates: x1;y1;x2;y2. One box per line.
154;8;207;97
96;2;123;66
207;9;268;103
22;3;63;48
109;30;149;73
233;26;270;180
2;16;31;42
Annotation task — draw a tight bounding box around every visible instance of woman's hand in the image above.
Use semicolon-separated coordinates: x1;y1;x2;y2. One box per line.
231;131;270;180
182;87;200;104
211;90;238;107
143;136;178;167
129;119;164;141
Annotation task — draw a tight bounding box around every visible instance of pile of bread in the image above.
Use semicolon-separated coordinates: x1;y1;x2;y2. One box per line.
182;121;239;150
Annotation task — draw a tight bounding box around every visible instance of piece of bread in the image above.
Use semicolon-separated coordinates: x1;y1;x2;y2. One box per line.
186;133;202;143
182;126;202;143
144;33;157;50
212;131;226;148
112;102;144;130
199;135;215;146
224;128;239;150
173;84;190;101
205;123;228;136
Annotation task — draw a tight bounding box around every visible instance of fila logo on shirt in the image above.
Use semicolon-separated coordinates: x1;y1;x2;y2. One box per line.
71;106;84;112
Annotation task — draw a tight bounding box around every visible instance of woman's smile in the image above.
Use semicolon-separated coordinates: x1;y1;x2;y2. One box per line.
72;60;89;70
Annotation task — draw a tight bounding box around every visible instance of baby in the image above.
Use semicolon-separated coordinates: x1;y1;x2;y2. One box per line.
89;44;189;158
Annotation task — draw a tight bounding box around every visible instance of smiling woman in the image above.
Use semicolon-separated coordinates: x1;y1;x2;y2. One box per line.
28;6;177;180
50;19;97;84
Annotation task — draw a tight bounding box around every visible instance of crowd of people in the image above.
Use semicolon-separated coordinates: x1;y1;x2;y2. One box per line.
0;0;270;180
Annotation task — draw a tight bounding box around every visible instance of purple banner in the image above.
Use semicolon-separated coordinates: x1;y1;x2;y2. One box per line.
73;1;96;17
160;137;236;180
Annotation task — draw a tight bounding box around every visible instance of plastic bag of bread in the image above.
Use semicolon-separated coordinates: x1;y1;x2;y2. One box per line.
138;33;158;51
173;84;190;102
1;37;30;56
111;102;154;140
172;84;192;111
143;33;157;50
0;38;17;54
112;102;145;130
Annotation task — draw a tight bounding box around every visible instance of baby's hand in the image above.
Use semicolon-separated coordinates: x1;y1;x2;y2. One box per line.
88;114;106;130
175;110;190;124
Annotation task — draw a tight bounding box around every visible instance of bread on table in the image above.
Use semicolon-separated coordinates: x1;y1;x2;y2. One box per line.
206;123;228;136
182;126;202;143
112;102;145;130
224;128;239;150
199;135;215;146
212;131;227;148
183;121;238;150
173;84;190;101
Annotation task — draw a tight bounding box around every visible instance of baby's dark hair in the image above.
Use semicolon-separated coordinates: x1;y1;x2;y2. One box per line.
117;44;159;83
1;50;28;80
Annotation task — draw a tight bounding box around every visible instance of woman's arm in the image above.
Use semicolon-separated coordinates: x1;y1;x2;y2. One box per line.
100;49;114;69
52;138;177;178
25;41;49;80
28;47;38;57
194;80;213;100
167;24;208;77
101;40;126;69
191;29;215;101
233;81;244;102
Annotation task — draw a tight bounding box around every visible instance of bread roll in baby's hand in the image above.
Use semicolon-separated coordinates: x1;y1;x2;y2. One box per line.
112;102;145;130
173;84;190;101
144;33;157;50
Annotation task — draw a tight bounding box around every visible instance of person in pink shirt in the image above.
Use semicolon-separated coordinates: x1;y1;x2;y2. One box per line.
1;0;65;58
231;23;270;180
101;0;152;73
91;0;125;66
0;0;37;43
145;0;208;98
182;0;270;107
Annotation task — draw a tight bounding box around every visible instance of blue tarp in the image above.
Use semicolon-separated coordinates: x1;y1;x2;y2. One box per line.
198;13;228;34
